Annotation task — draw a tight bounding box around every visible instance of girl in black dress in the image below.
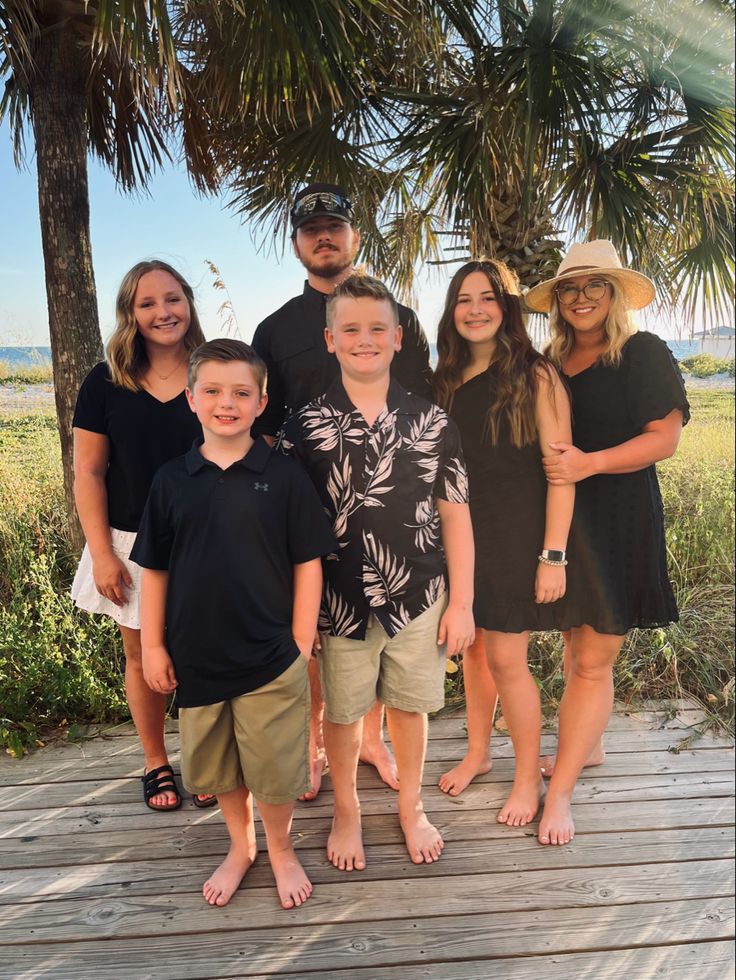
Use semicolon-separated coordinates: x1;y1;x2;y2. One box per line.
72;260;214;811
525;240;689;845
434;260;574;827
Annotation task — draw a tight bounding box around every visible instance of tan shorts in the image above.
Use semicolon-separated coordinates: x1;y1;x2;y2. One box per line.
178;654;310;804
319;596;448;724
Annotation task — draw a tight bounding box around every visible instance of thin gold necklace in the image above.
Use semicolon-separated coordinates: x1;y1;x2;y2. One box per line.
147;356;186;381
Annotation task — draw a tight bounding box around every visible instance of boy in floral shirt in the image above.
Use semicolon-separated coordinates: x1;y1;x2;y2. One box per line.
280;274;475;872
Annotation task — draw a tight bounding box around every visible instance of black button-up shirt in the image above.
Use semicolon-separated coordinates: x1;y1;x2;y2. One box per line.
280;379;469;639
131;438;336;707
251;280;433;437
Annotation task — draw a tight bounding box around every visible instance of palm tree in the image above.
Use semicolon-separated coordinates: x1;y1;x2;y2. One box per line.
1;0;409;543
0;0;212;547
216;0;734;324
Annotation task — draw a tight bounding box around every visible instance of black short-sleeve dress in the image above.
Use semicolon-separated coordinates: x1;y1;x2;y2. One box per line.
560;332;690;635
450;368;567;633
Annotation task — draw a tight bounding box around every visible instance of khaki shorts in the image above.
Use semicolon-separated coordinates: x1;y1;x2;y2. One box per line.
178;654;310;804
319;596;448;724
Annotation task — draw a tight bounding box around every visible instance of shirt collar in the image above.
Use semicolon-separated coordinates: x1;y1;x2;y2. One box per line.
322;376;421;418
185;435;272;475
302;280;330;312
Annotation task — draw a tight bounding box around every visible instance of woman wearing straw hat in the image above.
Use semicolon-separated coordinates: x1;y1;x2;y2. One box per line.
524;240;689;846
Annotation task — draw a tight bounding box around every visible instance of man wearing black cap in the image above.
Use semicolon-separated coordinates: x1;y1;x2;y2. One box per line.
252;182;433;798
252;182;433;439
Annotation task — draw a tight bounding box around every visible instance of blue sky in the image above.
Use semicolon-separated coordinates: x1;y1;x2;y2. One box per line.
0;126;711;349
0;129;451;349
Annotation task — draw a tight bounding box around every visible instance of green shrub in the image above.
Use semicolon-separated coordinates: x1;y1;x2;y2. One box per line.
0;413;126;756
679;353;735;378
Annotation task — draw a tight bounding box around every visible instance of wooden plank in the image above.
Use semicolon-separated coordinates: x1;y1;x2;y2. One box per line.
1;769;732;841
1;727;730;785
0;796;732;871
1;898;733;979
1;748;733;811
243;942;735;980
1;859;733;946
2;826;732;905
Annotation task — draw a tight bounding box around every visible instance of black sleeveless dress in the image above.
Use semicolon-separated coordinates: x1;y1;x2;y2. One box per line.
560;332;690;635
450;368;567;633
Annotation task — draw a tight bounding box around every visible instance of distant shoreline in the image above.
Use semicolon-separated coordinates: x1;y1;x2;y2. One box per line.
0;374;733;416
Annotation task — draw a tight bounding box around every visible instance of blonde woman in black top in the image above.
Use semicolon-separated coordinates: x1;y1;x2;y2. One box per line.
72;260;211;811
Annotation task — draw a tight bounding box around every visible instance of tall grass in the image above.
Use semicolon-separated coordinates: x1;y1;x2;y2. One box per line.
0;361;54;385
0;391;733;754
0;414;125;756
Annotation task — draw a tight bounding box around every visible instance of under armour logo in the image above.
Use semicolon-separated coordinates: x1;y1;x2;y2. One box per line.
254;482;269;492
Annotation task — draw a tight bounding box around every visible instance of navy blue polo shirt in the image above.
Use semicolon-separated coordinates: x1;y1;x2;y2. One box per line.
131;437;337;707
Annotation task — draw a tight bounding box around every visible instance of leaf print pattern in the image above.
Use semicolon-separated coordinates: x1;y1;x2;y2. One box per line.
319;583;361;636
423;574;446;610
362;421;402;508
300;402;365;455
389;602;412;633
410;497;440;552
281;379;468;638
326;455;360;540
363;532;411;607
441;458;469;503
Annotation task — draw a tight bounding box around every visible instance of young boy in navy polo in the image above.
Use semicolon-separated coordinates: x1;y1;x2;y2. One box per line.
132;339;335;910
280;275;476;873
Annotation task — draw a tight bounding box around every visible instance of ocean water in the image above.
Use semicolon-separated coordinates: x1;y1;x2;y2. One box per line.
0;340;706;370
0;346;52;368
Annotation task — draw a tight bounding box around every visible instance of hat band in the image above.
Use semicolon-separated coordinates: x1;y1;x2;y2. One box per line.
557;264;608;276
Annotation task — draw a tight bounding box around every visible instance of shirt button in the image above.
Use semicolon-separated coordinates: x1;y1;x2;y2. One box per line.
218;478;224;484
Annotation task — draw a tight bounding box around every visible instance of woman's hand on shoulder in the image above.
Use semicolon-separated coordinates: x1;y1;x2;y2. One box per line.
543;442;596;484
92;552;133;606
535;562;566;604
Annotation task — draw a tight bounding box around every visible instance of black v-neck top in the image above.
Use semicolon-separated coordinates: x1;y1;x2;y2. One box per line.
73;362;202;531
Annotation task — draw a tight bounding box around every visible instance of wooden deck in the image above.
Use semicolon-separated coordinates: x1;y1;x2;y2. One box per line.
0;703;733;979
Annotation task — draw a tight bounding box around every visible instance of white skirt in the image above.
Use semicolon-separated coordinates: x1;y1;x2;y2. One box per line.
71;528;143;630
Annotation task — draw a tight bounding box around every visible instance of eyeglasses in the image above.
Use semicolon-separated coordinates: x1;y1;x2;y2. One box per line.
555;279;611;306
291;192;355;222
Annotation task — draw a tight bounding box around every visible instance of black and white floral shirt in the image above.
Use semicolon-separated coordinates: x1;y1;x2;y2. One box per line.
280;378;469;639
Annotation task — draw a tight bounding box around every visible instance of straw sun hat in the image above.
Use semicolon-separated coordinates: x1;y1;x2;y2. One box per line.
524;240;656;313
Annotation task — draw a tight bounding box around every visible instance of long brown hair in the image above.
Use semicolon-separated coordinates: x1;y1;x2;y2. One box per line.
106;260;206;391
433;259;554;448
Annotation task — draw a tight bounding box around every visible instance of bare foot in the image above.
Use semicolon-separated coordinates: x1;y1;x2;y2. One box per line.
438;755;492;797
400;806;444;864
299;751;327;802
269;844;313;909
540;743;605;778
327;806;366;871
359;740;400;791
538;793;575;846
497;776;545;827
203;845;258;906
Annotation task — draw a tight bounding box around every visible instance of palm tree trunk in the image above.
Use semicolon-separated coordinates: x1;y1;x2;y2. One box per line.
29;20;103;554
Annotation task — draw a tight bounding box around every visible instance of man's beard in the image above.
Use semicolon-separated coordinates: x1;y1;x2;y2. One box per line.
301;248;355;280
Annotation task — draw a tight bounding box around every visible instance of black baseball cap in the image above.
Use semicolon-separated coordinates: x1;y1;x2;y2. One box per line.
290;183;355;234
